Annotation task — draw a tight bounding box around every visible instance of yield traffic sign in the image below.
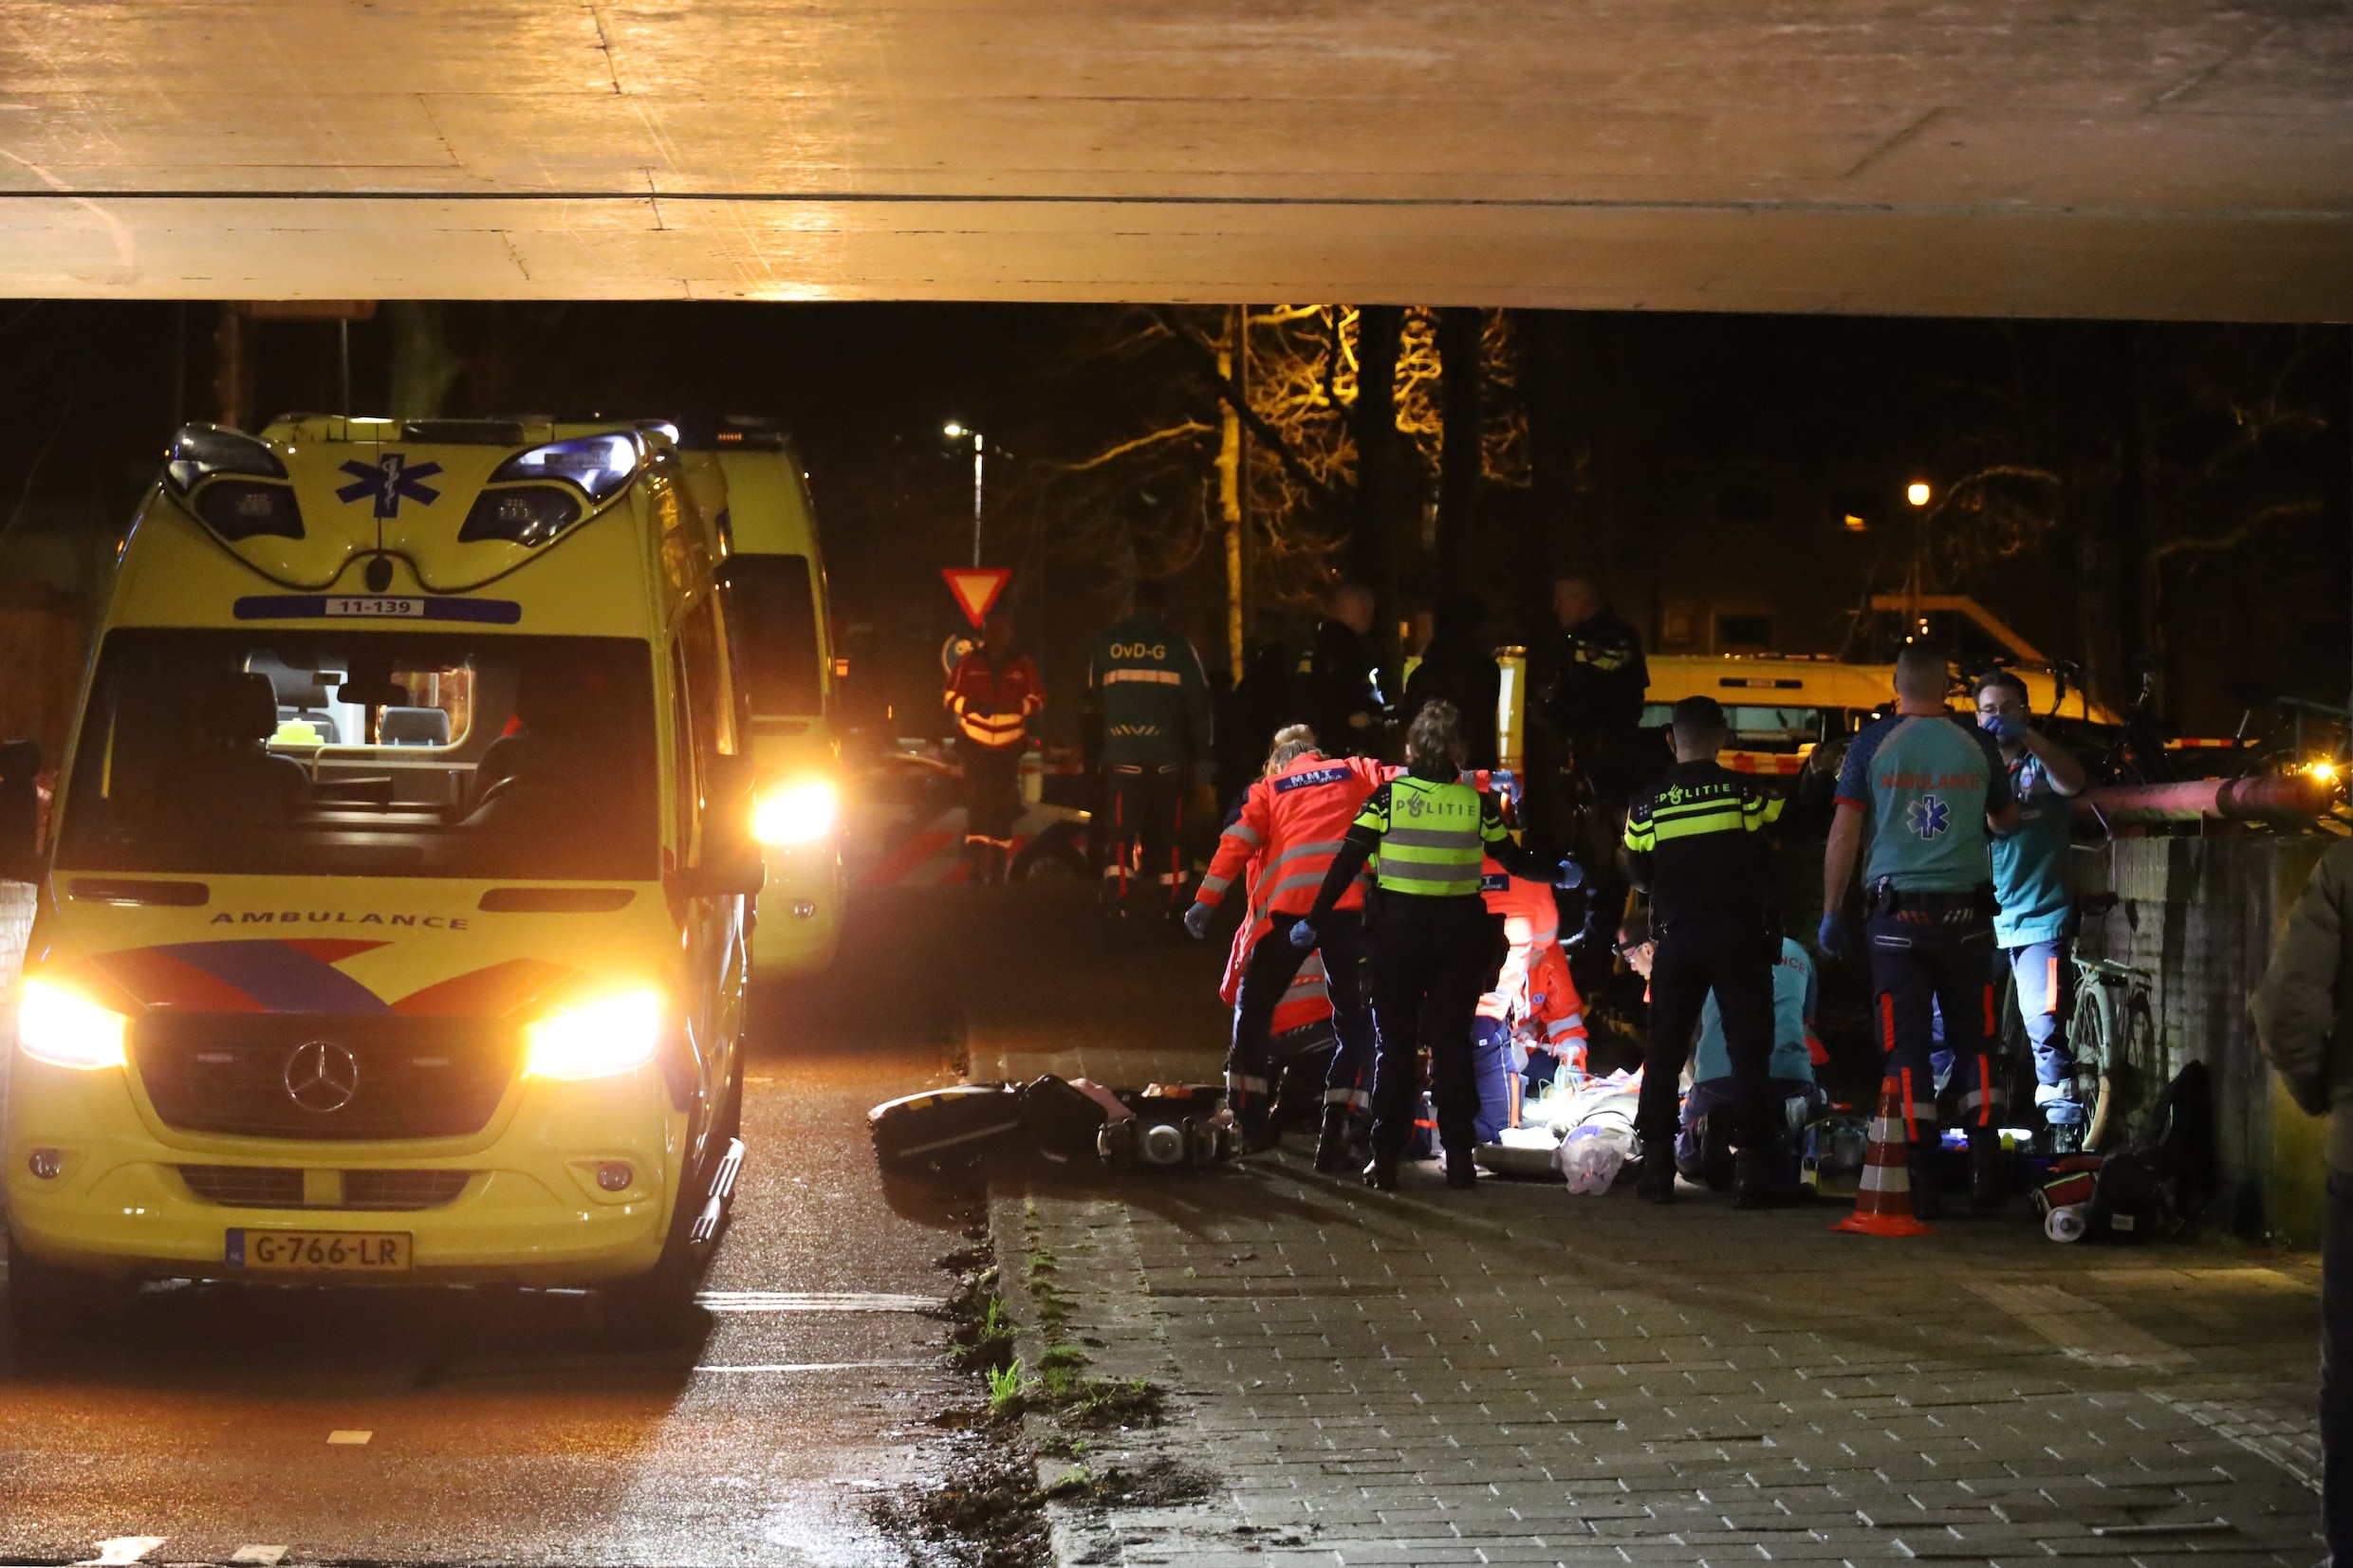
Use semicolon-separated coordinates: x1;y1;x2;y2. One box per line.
941;567;1010;629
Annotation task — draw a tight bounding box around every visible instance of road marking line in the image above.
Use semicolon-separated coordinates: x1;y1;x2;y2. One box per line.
2090;1519;2233;1538
693;1290;939;1314
79;1539;165;1566
326;1429;374;1445
694;1358;936;1373
1965;1281;2195;1368
232;1549;288;1565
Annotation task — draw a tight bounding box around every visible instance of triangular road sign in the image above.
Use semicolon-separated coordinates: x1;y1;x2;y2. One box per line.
942;567;1011;629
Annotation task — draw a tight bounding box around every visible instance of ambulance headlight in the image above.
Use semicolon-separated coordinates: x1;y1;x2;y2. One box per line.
523;989;663;1080
754;779;837;846
15;978;128;1071
163;423;287;494
491;434;639;502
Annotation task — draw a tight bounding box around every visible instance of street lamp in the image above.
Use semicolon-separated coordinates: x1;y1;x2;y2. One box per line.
1906;481;1932;507
945;422;984;567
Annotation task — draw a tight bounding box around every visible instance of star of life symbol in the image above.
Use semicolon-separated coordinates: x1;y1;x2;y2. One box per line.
1907;793;1951;839
336;452;444;519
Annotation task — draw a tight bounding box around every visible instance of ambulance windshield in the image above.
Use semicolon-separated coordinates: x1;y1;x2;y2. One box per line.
55;629;659;880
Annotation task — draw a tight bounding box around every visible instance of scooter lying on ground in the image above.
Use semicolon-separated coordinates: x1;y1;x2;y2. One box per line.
869;1075;1238;1174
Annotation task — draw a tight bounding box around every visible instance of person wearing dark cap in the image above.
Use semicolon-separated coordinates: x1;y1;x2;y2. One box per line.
1621;695;1786;1208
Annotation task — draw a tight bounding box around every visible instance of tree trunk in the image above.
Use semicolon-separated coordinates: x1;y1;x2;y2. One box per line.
1352;305;1404;673
213;304;250;431
1524;309;1573;606
387;302;462;420
1436;307;1483;600
1216;308;1248;683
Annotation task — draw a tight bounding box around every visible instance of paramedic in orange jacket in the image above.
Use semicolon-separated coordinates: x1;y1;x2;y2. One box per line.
943;610;1044;885
1185;725;1386;1169
1478;864;1590;1074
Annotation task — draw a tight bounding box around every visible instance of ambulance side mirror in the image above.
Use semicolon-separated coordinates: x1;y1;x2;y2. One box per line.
671;753;766;901
0;739;42;883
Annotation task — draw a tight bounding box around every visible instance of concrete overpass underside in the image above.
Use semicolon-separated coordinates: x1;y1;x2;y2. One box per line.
1;1;2348;319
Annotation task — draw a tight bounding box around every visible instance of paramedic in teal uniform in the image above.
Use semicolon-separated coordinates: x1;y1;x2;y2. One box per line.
1821;645;2019;1218
1973;670;2088;1141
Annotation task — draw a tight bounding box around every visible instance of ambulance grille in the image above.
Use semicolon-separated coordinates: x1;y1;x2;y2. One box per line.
134;1014;515;1141
176;1167;476;1210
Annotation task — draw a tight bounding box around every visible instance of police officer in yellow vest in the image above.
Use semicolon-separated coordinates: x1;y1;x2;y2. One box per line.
1293;699;1573;1190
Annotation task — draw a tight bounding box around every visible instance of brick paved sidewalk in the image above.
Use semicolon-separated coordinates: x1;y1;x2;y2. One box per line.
992;1155;2325;1568
959;888;2327;1566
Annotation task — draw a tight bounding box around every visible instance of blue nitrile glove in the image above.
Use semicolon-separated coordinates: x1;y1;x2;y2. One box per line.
1983;711;2028;746
1491;768;1524;807
1817;910;1855;962
1182;900;1214;941
1288;918;1320;951
1552;856;1584;890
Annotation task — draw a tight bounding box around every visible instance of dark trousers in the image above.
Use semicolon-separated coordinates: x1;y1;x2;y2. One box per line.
1368;898;1502;1162
1230;911;1374;1118
1104;766;1184;915
1869;908;1997;1137
961;744;1022;843
2327;1169;2353;1563
1638;918;1777;1151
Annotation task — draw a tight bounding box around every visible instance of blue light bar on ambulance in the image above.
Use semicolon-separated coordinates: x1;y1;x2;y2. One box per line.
489;433;638;502
164;424;287;492
162;423;302;542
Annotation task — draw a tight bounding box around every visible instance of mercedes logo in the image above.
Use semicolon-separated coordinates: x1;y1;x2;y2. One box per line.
283;1041;361;1114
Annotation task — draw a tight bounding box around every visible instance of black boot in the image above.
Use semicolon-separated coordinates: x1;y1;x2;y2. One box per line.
1907;1148;1944;1222
1235;1104;1276;1155
1636;1155;1676;1204
1314;1107;1351;1172
1968;1128;2006;1212
1444;1147;1477;1190
1733;1142;1778;1210
1362;1156;1398;1191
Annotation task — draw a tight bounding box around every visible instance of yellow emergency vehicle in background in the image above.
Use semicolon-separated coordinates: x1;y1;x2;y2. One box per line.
4;415;761;1337
676;417;843;977
1643;654;2117;778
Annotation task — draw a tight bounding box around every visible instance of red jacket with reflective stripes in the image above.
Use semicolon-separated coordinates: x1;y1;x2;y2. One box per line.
1197;751;1391;919
943;650;1045;749
1476;863;1586;1062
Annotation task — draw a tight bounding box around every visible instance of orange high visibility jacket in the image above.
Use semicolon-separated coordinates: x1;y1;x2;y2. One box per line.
1197;751;1392;919
1216;841;1336;1038
1476;864;1587;1062
1524;942;1588;1063
944;650;1045;749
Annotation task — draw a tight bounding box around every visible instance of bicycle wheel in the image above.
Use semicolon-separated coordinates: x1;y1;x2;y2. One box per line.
2107;989;2165;1147
2074;976;2120;1153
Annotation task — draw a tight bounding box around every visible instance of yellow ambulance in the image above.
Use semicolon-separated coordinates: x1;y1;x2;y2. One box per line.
677;418;843;977
4;415;759;1336
1642;654;2117;779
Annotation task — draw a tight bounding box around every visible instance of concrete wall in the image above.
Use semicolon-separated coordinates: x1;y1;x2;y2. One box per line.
2068;832;2333;1244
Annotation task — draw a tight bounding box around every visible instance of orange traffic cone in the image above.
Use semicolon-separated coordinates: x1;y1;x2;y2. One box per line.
1832;1075;1936;1238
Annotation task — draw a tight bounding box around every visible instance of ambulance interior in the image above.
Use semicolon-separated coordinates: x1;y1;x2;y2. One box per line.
57;630;658;879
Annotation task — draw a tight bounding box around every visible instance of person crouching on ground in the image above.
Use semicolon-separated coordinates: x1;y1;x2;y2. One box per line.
1644;908;1827;1196
1289;700;1574;1190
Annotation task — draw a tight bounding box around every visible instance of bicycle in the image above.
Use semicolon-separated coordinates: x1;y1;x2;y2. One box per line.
1991;921;2161;1155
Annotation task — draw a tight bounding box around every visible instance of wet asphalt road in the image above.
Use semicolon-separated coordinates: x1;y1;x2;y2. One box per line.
0;889;981;1567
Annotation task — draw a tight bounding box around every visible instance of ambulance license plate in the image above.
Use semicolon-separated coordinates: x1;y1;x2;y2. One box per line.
227;1228;412;1272
324;596;425;618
